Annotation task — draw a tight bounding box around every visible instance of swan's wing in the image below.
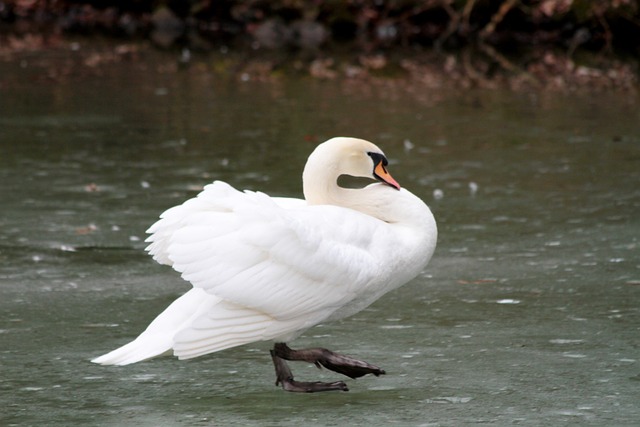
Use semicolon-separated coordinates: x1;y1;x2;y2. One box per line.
145;181;385;320
145;181;240;266
145;185;306;266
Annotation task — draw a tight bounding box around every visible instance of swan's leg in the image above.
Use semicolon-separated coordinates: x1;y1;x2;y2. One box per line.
273;342;386;380
270;348;348;392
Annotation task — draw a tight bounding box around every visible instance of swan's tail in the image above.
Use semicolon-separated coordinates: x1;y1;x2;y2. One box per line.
91;288;301;365
91;288;221;365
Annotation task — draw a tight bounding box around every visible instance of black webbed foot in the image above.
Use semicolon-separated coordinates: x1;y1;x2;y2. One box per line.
273;343;385;379
270;349;348;392
270;342;385;392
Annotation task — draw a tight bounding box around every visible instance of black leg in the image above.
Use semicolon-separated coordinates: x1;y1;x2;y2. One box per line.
270;342;385;391
273;342;385;379
270;348;348;392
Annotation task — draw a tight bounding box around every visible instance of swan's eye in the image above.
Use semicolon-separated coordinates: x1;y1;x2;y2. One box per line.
367;152;388;166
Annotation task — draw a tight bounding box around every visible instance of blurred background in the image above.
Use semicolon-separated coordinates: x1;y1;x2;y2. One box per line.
1;0;639;88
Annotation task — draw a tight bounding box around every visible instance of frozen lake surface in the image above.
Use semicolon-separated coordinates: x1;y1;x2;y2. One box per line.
1;47;639;426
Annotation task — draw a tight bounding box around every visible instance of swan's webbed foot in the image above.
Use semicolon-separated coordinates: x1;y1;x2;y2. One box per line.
270;348;348;392
270;342;385;392
273;342;385;379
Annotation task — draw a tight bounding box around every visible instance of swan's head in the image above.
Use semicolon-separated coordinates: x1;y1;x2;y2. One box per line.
304;137;400;191
303;137;430;225
302;137;401;206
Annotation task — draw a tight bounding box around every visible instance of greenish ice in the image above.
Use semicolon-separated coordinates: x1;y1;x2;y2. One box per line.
1;49;639;426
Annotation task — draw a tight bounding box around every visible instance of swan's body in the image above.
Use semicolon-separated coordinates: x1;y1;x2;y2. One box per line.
92;137;437;392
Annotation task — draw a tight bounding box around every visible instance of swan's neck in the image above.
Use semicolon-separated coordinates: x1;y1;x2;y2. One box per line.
302;159;342;206
302;161;378;216
303;166;429;227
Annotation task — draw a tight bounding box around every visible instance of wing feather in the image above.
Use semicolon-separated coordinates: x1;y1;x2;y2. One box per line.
146;181;387;323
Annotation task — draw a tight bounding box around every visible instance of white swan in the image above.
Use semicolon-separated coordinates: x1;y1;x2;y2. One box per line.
92;137;437;392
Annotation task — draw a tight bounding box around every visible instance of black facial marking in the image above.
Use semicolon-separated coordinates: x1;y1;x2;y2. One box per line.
367;152;388;167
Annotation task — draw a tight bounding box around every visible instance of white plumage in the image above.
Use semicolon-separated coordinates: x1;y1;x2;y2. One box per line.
92;137;437;376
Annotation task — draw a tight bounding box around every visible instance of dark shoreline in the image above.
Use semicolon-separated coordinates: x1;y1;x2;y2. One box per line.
2;37;637;95
1;1;638;92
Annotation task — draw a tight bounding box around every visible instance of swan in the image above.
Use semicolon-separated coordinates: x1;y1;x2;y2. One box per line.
92;137;437;392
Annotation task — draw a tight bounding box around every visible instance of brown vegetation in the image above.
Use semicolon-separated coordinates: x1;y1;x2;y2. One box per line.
1;1;638;90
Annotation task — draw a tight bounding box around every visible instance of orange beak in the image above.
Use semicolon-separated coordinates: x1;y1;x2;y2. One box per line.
374;161;401;190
